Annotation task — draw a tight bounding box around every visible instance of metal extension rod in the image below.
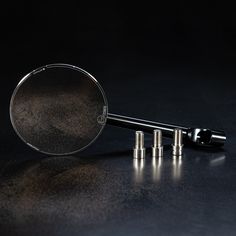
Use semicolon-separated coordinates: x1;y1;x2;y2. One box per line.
107;113;226;147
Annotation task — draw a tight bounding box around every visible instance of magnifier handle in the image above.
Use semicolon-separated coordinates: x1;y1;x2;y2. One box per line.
107;113;226;147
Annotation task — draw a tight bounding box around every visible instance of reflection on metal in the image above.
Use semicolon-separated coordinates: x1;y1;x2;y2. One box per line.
152;157;163;182
172;156;182;181
133;158;145;183
172;129;183;157
152;130;163;158
194;153;226;167
133;131;146;159
209;154;226;167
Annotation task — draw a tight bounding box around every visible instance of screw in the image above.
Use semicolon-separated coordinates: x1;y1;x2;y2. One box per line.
133;131;146;159
152;129;163;157
172;129;183;156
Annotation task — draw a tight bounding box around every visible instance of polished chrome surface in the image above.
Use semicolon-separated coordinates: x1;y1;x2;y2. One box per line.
172;129;184;156
133;131;145;159
152;129;163;157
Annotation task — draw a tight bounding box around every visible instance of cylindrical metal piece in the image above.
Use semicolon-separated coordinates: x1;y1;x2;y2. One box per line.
174;129;183;146
172;129;183;156
154;129;162;147
133;131;146;159
152;129;163;157
135;131;144;149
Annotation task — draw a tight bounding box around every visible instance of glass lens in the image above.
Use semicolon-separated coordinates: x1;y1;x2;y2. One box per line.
10;64;108;155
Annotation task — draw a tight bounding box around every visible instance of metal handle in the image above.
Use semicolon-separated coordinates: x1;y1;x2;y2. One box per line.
107;113;226;147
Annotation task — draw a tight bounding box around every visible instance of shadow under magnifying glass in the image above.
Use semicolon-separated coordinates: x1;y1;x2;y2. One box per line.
0;155;119;231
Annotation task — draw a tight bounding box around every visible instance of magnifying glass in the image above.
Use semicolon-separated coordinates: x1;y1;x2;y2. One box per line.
10;64;226;155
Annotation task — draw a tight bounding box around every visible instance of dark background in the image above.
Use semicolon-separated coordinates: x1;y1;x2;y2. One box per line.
0;2;236;235
1;2;236;145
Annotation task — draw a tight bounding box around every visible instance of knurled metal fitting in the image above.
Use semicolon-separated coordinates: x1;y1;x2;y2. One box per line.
172;129;183;156
133;131;146;159
152;129;163;157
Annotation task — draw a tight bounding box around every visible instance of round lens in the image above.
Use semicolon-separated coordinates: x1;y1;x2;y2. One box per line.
10;64;108;155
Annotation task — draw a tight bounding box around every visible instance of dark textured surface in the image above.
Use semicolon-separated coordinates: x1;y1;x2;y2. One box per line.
0;151;232;236
1;71;236;236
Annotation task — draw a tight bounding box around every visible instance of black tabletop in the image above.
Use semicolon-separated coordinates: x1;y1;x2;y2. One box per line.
0;71;235;235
